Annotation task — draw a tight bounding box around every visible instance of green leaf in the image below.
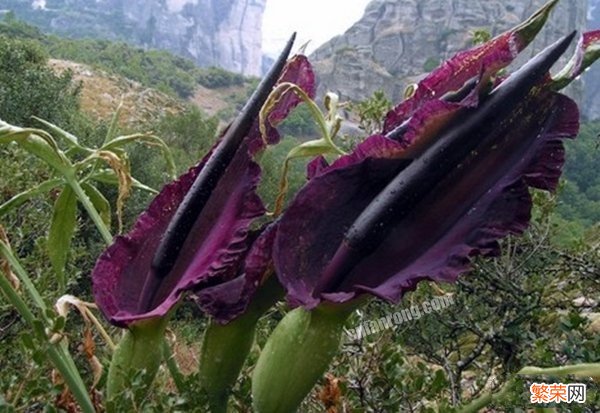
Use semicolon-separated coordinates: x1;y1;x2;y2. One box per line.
53;315;66;332
102;133;176;179
19;134;72;176
48;186;78;288
81;182;111;228
0;178;63;217
91;169;158;194
32;349;47;365
21;333;36;350
104;101;124;145
32;320;46;339
32;116;84;150
0;121;72;175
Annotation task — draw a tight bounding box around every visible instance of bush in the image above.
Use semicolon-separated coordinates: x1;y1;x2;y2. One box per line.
197;66;246;89
278;104;319;138
0;35;80;127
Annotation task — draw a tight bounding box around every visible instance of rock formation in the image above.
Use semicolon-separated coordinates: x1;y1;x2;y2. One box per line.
310;0;588;110
7;0;266;76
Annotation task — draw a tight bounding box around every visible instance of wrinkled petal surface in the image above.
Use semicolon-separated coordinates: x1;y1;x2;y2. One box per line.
93;144;264;326
192;224;277;323
275;81;579;308
93;55;315;326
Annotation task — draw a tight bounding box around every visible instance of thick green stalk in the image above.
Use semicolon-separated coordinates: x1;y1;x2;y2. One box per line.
106;317;167;406
198;276;283;413
199;312;258;413
252;303;356;413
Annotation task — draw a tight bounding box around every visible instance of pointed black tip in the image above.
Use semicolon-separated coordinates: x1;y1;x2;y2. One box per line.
273;32;296;72
149;35;297;282
560;30;577;51
240;32;296;116
289;32;297;45
491;30;576;101
535;30;577;73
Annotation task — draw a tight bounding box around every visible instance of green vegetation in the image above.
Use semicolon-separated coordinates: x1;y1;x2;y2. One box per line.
351;89;393;135
0;31;225;411
423;56;441;73
559;121;600;226
0;15;249;99
0;35;79;127
277;103;320;138
129;106;219;193
196;66;246;89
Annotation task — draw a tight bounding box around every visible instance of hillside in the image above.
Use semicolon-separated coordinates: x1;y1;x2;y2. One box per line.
49;59;185;128
0;0;266;75
0;15;256;127
47;58;246;129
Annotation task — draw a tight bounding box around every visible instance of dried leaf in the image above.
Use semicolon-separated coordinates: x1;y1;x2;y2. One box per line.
91;150;133;233
318;373;343;413
0;226;19;290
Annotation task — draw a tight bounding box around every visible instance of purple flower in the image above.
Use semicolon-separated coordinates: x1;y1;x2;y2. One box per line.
271;24;597;308
92;41;316;327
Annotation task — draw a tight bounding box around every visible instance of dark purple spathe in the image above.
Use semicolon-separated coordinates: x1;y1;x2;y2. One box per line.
273;29;584;308
92;55;316;326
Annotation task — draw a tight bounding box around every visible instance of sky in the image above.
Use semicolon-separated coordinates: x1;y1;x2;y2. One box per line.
262;0;372;57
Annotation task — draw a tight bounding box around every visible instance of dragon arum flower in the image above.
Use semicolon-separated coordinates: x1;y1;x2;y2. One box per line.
90;34;317;402
274;31;589;310
91;34;318;327
252;4;600;412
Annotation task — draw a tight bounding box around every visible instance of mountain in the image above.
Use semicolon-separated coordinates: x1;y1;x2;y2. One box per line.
1;0;266;76
585;0;600;119
310;0;591;115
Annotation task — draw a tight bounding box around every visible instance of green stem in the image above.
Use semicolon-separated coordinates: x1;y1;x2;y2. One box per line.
0;259;37;327
301;93;331;142
198;276;284;413
0;244;95;413
47;346;96;413
1;240;80;379
106;317;168;405
519;363;600;377
252;303;357;413
458;377;519;413
0;241;47;316
67;176;112;245
162;340;185;393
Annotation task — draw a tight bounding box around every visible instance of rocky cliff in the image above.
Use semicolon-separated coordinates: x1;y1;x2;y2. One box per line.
311;0;589;113
585;0;600;119
4;0;265;76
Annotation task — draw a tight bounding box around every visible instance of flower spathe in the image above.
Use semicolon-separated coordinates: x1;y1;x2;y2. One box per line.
272;27;597;309
92;53;316;327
